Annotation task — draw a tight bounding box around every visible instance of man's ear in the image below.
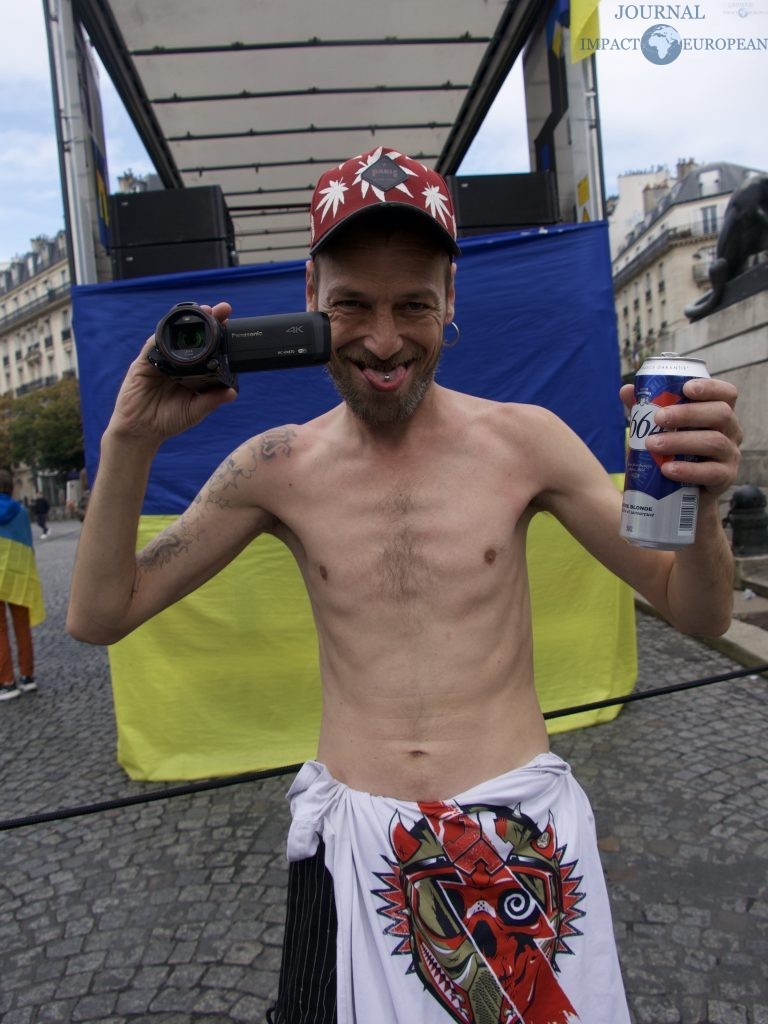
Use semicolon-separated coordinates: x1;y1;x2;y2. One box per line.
446;261;457;324
306;259;317;312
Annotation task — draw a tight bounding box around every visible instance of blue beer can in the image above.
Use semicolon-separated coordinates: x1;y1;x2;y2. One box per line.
620;353;710;550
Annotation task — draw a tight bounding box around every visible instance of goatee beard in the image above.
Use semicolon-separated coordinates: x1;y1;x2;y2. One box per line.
326;363;436;425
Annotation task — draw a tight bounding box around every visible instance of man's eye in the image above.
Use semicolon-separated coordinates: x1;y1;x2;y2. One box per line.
403;302;429;312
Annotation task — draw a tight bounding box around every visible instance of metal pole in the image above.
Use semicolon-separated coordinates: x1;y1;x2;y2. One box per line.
43;0;98;284
42;0;76;285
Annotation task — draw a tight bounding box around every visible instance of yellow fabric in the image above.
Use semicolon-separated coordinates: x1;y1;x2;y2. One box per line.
0;538;45;626
551;22;564;58
109;518;321;781
529;483;637;733
570;0;600;62
109;478;636;780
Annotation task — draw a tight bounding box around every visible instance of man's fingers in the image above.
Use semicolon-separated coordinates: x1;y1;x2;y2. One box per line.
682;377;738;407
647;427;736;460
654;400;743;441
619;383;634;412
199;301;232;323
190;386;238;421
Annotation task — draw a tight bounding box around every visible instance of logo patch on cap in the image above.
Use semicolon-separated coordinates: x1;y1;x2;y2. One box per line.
309;145;459;255
360;154;410;194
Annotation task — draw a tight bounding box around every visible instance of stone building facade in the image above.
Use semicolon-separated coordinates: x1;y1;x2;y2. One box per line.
0;231;79;504
609;159;765;380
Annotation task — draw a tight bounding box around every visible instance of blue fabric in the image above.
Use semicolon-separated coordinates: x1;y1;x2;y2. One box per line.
0;496;33;547
72;222;624;515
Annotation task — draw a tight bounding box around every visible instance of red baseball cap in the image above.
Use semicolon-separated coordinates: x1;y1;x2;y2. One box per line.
309;146;459;256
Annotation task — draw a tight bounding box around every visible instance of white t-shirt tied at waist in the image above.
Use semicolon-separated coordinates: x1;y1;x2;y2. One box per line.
286;752;630;1024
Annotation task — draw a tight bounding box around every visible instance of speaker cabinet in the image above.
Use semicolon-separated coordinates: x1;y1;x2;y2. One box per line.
109;186;236;279
109;186;232;248
110;239;236;280
448;172;559;234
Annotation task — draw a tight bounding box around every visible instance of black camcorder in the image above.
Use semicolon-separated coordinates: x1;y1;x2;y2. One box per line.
149;301;331;391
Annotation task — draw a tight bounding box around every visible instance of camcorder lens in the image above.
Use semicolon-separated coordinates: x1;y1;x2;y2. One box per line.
168;317;207;353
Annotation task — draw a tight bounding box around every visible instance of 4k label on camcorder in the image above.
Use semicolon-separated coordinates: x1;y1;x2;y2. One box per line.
620;354;710;550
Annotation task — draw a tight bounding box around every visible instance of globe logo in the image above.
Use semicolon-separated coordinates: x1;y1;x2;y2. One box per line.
641;24;683;65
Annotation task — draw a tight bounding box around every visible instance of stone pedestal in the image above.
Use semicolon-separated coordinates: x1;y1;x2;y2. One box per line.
733;554;768;592
672;287;768;486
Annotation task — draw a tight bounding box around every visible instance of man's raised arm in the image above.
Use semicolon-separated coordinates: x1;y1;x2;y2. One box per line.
534;376;743;638
66;302;271;646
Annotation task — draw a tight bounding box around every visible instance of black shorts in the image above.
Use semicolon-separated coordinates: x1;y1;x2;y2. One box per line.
267;840;338;1024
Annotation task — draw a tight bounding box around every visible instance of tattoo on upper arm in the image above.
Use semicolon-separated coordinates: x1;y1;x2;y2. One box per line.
133;427;296;590
136;513;200;579
260;427;297;460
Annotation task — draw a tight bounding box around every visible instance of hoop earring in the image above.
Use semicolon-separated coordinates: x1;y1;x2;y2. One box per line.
443;321;460;348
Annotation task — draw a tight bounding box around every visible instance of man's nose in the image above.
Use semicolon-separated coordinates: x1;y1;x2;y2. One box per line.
363;309;404;361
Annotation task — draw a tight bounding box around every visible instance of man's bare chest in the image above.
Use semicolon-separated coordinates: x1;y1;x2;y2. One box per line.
270;449;535;606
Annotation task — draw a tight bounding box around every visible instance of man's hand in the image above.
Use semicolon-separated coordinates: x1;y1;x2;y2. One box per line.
619;377;742;499
108;301;237;447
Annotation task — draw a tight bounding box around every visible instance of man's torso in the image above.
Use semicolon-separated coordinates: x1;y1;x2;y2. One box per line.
253;389;553;799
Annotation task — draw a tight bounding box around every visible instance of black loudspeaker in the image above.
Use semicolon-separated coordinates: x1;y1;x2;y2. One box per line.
109;186;232;248
447;172;559;234
111;239;236;281
109;186;236;280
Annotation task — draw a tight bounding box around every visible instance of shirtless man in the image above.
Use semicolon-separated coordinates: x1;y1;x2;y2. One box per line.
67;148;742;1024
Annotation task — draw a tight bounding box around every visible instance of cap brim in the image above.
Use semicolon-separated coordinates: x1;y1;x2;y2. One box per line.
310;202;460;257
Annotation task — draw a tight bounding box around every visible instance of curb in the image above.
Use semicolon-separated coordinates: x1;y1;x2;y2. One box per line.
635;596;768;676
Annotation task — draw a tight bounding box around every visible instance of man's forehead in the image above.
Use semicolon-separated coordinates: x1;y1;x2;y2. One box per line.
315;243;450;287
324;279;443;299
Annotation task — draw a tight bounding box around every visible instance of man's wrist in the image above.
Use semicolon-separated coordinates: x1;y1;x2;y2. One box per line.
100;422;162;464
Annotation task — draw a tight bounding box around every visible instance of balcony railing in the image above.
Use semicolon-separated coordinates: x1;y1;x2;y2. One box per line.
613;222;718;290
0;283;71;332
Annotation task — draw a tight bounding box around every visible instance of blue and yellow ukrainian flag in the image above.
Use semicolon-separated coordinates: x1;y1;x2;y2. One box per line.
0;496;45;625
73;221;635;781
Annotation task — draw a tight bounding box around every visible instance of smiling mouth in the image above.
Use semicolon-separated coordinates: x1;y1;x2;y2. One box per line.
348;357;415;390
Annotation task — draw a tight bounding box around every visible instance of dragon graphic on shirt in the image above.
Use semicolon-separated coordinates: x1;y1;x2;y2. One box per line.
372;800;585;1024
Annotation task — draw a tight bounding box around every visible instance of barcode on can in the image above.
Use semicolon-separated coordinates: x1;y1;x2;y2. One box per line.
678;493;697;533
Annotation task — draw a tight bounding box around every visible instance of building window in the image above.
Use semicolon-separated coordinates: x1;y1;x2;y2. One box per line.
702;205;718;234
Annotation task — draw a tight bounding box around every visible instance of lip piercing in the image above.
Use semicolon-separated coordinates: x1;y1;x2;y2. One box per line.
383;374;391;382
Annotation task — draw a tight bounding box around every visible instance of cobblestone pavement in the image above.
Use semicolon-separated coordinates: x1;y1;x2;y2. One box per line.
1;520;767;1023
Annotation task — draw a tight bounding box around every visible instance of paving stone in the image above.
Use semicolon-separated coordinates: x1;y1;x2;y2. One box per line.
708;1001;748;1024
71;993;118;1021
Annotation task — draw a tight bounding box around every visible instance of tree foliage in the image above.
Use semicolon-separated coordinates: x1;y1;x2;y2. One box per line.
8;378;84;475
0;395;14;471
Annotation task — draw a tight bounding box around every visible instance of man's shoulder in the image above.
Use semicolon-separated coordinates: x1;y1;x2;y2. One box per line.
450;391;565;437
233;407;341;467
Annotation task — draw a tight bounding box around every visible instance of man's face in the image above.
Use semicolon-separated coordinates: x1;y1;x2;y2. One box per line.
306;227;455;426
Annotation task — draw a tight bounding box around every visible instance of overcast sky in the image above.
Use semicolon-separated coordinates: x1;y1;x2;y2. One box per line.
1;2;766;261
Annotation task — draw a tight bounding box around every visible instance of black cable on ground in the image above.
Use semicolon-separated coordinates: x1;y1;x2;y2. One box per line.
2;662;766;833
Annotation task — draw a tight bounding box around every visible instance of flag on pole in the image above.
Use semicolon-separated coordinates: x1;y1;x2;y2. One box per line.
570;0;600;62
